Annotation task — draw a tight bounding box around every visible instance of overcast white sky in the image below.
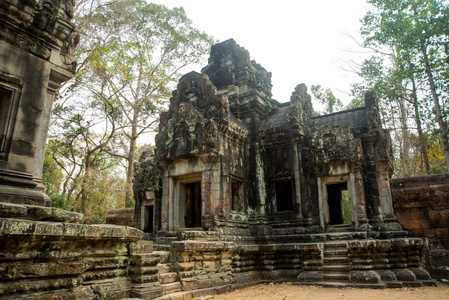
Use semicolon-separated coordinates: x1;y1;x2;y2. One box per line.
152;0;374;105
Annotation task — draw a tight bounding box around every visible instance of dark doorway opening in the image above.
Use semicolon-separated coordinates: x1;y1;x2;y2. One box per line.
275;181;293;211
326;182;352;225
0;87;13;156
143;205;154;233
185;182;201;227
231;180;243;211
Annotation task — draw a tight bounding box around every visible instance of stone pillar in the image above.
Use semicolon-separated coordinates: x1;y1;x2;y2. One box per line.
160;171;170;232
317;177;327;228
376;162;395;221
254;142;267;215
201;153;219;229
293;143;303;218
201;168;215;229
350;166;369;229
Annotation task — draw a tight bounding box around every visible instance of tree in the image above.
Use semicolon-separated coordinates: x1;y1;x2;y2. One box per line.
361;0;449;172
70;0;214;206
311;85;343;114
48;89;123;218
42;143;65;204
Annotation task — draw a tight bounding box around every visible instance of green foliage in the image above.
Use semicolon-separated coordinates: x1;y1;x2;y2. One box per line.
42;145;64;200
354;0;449;175
81;169;126;224
51;195;72;211
71;0;214;206
341;190;352;225
344;97;364;110
42;0;214;222
311;85;343;114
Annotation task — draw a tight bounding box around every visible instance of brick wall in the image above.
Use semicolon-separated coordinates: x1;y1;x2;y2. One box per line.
392;173;449;279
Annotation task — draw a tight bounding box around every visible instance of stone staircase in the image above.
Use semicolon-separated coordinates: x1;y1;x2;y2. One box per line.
327;224;353;233
152;232;179;251
321;242;351;287
128;250;164;299
154;251;183;296
128;250;186;299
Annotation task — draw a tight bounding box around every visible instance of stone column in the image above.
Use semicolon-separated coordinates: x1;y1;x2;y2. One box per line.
350;165;369;229
317;177;327;228
201;153;219;229
293;143;303;218
160;170;170;232
376;162;395;221
254;142;267;215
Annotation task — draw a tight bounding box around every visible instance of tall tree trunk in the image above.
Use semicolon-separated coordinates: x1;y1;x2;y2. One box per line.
397;95;410;176
409;67;430;173
125;113;138;207
421;43;449;172
81;153;91;221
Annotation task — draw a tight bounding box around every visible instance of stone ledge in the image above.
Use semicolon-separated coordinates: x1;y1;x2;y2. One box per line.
0;218;143;241
0;202;83;223
170;240;235;252
0;202;27;217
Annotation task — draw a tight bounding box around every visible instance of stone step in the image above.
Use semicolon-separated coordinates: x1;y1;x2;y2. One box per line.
318;281;353;288
153;244;171;252
157;231;179;237
323;256;350;264
300;281;386;289
298;281;353;288
324;241;348;248
327;224;354;233
152;251;170;263
131;282;163;299
130;254;161;267
180;230;220;241
159;272;178;284
154;237;178;245
322;273;350;281
323;249;348;257
161;282;182;295
322;264;351;272
327;233;354;241
157;263;171;274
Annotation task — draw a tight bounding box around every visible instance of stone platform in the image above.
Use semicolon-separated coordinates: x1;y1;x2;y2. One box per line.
136;229;436;299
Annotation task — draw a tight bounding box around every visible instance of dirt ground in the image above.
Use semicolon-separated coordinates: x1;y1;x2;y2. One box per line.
213;282;449;300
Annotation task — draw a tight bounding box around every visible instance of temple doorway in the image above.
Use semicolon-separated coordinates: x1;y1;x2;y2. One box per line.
326;182;352;225
275;181;293;211
143;205;154;233
184;181;202;228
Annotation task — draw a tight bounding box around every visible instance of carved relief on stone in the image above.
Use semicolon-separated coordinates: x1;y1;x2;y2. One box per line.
156;71;237;162
310;125;363;165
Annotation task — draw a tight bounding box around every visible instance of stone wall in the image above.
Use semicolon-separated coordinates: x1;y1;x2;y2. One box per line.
0;216;148;299
105;208;135;227
392;173;449;279
0;0;77;206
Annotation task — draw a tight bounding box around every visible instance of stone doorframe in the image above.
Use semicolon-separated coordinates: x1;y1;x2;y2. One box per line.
161;156;221;231
140;195;155;233
317;169;367;229
170;172;203;231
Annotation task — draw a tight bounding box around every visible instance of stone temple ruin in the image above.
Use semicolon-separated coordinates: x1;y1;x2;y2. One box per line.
132;38;438;291
0;1;447;299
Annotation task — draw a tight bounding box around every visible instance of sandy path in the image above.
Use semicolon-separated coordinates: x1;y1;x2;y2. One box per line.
213;283;449;300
